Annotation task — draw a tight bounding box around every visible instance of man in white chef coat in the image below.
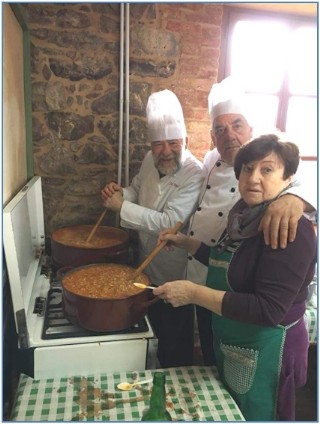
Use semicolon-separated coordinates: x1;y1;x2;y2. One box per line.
188;76;316;365
102;89;204;367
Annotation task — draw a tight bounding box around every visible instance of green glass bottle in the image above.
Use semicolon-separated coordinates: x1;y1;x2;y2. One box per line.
141;372;172;421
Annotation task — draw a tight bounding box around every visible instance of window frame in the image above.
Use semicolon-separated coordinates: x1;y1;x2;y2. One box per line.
219;6;317;161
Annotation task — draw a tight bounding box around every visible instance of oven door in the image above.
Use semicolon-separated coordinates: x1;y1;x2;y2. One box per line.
3;176;46;349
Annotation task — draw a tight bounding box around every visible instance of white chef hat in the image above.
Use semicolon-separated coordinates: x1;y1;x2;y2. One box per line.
146;89;187;142
208;76;248;125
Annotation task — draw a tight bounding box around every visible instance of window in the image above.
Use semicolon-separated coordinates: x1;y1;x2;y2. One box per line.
220;8;317;159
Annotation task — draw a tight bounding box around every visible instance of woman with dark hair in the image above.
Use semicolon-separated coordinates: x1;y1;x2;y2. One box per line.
154;134;316;421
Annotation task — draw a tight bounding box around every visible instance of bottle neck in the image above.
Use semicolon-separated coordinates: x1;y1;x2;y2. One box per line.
149;373;167;410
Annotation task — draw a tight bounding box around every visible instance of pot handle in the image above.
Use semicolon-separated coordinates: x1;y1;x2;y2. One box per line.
145;296;160;306
104;248;128;260
130;294;160;317
56;266;74;281
135;293;160;310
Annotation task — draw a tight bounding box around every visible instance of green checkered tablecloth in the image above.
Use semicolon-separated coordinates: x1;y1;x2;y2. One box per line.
12;366;245;421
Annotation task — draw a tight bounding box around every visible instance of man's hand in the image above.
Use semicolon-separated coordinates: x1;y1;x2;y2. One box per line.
259;194;305;249
101;182;123;199
157;231;201;254
101;182;124;212
103;190;124;212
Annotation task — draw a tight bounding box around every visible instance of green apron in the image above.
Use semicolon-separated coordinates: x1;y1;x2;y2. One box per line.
207;241;287;421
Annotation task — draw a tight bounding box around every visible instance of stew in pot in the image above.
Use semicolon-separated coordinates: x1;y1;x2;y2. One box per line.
52;226;128;249
62;264;150;299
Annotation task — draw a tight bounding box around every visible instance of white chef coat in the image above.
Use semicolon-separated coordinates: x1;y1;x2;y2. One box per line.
187;148;316;286
120;149;204;285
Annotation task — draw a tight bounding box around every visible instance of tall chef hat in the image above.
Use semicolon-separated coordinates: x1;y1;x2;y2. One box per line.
146;89;187;142
208;76;248;126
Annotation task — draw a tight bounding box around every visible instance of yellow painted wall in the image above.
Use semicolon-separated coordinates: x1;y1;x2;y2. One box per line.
3;4;27;205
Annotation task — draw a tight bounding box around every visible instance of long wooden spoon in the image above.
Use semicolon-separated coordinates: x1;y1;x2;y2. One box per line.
131;221;183;280
85;208;107;244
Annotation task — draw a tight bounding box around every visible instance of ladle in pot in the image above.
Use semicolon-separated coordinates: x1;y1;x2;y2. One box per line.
133;283;155;290
85;208;107;244
131;221;183;281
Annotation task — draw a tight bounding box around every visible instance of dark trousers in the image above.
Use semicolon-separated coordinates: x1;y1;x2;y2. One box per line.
196;305;216;365
148;299;194;368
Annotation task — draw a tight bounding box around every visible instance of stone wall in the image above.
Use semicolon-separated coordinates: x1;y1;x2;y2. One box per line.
22;3;223;236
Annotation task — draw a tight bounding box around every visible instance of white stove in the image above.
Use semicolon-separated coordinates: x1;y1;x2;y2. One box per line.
3;177;157;379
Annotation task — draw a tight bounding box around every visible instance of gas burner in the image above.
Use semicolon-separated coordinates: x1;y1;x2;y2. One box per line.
47;288;62;307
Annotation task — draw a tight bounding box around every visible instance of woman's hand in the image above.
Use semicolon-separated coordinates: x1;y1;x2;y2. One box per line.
154;281;226;315
153;281;196;307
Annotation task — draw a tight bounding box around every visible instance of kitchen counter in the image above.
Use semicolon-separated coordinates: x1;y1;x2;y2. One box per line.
11;366;245;421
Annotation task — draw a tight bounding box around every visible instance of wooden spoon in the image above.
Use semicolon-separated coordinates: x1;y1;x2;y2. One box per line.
85;208;107;244
131;221;183;280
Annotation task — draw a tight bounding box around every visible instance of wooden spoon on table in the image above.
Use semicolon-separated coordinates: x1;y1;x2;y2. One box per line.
85;208;107;244
131;221;183;280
